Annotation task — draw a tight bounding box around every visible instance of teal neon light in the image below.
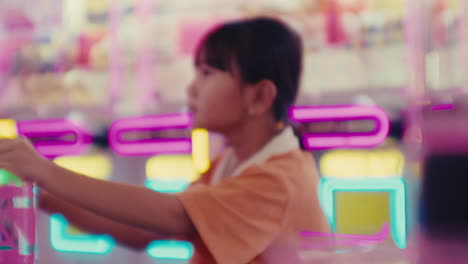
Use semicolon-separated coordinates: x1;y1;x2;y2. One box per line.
318;177;407;249
147;240;194;260
50;214;115;254
145;179;190;193
146;179;193;260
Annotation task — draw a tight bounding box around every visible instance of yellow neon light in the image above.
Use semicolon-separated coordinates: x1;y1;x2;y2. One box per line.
146;155;199;182
335;192;390;235
54;155;112;180
192;129;210;174
0;119;18;139
320;148;404;178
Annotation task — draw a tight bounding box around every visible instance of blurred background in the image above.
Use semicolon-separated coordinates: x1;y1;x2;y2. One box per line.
0;0;466;263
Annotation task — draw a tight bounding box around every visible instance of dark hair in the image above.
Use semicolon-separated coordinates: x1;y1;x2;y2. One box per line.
195;17;303;123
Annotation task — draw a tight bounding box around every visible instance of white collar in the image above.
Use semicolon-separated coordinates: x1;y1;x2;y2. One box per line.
210;126;300;185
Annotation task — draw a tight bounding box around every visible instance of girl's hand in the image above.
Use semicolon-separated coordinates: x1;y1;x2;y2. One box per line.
0;137;53;184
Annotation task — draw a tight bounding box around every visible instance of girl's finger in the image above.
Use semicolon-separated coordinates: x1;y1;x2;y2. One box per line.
0;138;19;154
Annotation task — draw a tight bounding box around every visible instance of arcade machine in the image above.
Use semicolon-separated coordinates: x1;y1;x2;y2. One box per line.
0;0;465;263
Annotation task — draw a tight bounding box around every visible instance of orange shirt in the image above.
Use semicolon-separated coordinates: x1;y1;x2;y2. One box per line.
177;148;330;264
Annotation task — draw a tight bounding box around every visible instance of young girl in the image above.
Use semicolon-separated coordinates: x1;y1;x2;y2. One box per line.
0;17;330;263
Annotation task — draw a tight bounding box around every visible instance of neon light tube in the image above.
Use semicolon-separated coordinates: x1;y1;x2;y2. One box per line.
288;105;389;150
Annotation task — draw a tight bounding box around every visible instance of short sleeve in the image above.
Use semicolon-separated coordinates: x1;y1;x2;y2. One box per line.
176;166;292;264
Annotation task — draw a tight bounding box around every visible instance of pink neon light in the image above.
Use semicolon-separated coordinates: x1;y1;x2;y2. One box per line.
404;0;426;100
326;0;348;45
136;0;157;112
17;119;93;158
288;105;389;150
460;0;467;90
300;223;390;250
431;104;453;111
178;19;220;55
108;0;122;113
108;113;193;156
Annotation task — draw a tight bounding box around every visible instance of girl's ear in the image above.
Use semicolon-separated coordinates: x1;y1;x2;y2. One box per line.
245;79;277;116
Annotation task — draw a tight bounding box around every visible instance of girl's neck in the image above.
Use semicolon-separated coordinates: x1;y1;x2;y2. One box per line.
224;117;280;165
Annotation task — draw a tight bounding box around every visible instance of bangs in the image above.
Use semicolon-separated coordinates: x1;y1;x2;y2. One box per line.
194;23;244;73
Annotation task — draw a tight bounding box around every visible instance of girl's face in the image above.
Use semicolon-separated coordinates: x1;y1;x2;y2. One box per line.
187;60;247;134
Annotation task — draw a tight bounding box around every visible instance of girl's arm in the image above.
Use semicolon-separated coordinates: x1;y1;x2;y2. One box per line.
39;190;163;250
39;164;196;238
0;138;195;238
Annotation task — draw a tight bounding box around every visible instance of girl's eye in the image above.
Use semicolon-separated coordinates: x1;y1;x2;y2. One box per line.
197;65;214;77
201;68;213;76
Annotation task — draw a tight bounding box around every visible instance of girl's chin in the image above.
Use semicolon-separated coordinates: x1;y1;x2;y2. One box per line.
190;120;205;130
191;122;214;132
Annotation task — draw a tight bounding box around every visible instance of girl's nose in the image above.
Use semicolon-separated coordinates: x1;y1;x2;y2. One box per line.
187;78;198;98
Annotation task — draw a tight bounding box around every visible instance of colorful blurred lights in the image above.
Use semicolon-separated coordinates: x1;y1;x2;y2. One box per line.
50;214;115;254
288;105;389;150
16;119;93;158
147;240;194;260
178;19;220;55
145;179;190;193
0;119;18;139
319;177;406;249
431;104;453;111
108;113;193;156
320;149;404;178
146;155;199;182
50;154;113;254
145;158;194;260
0;119;20;186
192;128;210;174
54;155;112;180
